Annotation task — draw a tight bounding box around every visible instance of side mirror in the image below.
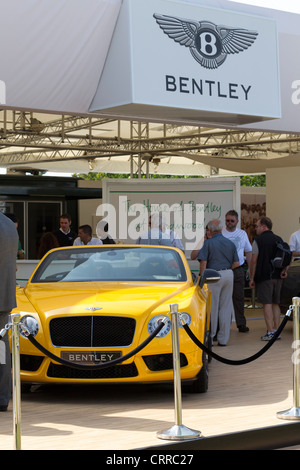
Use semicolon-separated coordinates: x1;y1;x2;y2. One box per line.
198;269;221;288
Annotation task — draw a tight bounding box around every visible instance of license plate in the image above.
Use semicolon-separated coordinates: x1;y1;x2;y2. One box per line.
61;351;122;365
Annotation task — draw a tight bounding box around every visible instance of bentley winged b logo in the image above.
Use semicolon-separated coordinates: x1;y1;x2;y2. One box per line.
153;13;258;69
85;307;103;311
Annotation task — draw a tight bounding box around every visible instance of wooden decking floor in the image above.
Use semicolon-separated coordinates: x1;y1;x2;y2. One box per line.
0;309;299;450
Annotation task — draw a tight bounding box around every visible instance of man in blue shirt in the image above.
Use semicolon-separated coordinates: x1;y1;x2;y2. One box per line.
198;219;239;346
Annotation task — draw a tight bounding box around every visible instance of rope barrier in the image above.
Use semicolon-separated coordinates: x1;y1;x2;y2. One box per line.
3;309;291;370
1;303;297;449
24;320;166;370
15;308;292;370
181;311;291;366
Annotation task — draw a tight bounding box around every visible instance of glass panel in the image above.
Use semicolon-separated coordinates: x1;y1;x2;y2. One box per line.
27;202;62;259
0;201;25;258
32;246;187;283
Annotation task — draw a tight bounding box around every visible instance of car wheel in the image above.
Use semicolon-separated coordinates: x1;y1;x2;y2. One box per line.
207;326;213;363
189;348;208;393
187;325;210;393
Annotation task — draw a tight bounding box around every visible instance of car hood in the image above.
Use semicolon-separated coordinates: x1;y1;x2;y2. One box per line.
22;281;192;319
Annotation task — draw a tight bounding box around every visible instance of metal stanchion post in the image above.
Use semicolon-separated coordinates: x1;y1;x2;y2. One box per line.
245;287;262;309
277;297;300;420
11;313;22;450
157;303;201;440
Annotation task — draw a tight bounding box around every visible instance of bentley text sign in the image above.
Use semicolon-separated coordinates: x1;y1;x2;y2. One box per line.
90;0;280;126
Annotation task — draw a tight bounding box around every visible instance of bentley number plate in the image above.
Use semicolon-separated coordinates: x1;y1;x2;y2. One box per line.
61;351;122;364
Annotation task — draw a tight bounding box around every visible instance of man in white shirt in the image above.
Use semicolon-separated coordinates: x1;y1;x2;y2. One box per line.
164;227;184;251
222;210;252;332
136;213;172;246
73;225;102;246
289;229;300;259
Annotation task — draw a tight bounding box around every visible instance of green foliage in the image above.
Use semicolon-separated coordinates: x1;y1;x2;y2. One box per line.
240;175;266;187
73;172;266;187
73;172;204;180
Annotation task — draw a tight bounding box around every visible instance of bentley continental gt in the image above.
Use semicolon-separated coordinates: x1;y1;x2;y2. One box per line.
12;245;218;392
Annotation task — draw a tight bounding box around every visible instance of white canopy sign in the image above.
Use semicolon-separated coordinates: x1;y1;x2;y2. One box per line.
0;0;300;133
90;0;281;126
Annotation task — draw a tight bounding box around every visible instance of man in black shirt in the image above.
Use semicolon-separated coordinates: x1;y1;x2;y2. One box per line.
53;213;77;247
249;217;288;341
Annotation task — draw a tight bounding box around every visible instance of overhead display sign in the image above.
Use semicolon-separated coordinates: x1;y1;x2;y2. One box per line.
90;0;281;126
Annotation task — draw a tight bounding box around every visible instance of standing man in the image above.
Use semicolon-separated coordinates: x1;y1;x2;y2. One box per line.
0;212;18;411
289;228;300;259
136;213;172;246
198;219;239;346
222;210;252;333
5;213;25;259
249;217;288;341
73;225;103;246
53;213;77;247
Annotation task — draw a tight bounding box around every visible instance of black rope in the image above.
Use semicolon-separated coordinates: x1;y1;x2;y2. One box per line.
182;314;290;366
26;321;165;370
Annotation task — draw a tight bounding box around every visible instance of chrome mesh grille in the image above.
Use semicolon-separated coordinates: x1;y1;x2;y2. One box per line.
49;316;136;347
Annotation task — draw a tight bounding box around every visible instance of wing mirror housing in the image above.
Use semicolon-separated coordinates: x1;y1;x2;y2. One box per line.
198;269;221;288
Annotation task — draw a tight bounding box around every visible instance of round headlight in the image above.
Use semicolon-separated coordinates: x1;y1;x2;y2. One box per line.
19;315;39;338
178;312;192;328
147;315;171;338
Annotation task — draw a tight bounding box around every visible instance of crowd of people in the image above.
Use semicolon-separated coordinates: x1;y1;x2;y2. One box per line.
194;212;290;348
39;213;116;258
37;209;293;348
0;208;296;411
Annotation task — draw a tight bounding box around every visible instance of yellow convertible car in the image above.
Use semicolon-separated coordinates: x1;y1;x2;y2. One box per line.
13;245;218;392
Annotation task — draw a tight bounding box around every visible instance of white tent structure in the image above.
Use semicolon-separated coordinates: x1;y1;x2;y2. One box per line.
0;0;300;177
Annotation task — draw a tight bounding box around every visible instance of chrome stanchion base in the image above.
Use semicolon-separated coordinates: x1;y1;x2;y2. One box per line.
277;407;300;421
157;424;202;440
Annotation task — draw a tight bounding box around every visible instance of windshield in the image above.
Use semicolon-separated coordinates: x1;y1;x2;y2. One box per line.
31;246;187;283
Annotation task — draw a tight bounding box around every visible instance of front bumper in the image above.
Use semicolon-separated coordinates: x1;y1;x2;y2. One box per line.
19;349;202;384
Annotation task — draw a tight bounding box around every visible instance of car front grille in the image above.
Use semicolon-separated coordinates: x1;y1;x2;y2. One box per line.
47;362;138;379
49;316;136;347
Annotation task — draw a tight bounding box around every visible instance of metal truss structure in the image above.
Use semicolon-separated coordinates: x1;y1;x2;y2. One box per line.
1;110;300;176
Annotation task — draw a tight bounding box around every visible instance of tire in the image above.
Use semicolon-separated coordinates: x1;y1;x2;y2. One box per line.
188;324;210;393
189;347;208;393
207;326;213;363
